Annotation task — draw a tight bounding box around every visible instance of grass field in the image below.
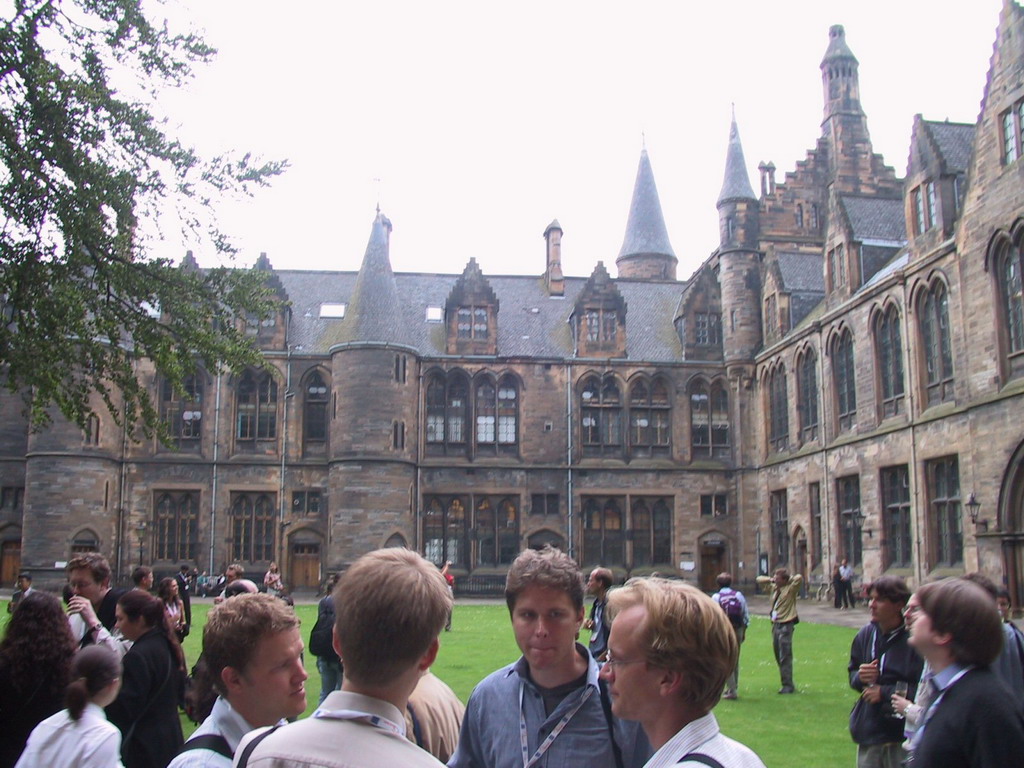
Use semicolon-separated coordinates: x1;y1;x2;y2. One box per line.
5;600;860;766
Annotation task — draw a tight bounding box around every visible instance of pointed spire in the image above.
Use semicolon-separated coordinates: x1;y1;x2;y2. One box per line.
717;115;756;205
616;148;676;273
338;210;406;345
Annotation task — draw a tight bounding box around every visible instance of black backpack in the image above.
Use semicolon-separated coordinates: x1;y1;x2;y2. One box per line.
308;598;336;658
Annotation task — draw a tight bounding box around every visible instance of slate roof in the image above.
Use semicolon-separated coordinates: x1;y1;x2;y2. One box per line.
617;149;677;261
863;250;910;290
840;196;907;243
278;269;687;362
924;120;975;174
776;252;825;293
717;118;757;204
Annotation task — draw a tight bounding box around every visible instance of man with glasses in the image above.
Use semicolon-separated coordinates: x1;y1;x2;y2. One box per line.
847;576;922;768
449;547;650;768
599;577;765;768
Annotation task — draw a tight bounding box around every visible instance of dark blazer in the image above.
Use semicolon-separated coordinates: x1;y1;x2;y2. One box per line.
174;571;192;627
106;627;184;768
847;621;923;745
914;666;1024;768
0;660;64;768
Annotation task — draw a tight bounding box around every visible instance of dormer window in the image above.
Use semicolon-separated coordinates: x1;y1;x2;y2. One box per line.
585;309;617;344
457;307;489;340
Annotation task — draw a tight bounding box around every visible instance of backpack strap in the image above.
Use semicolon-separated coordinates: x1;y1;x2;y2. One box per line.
406;701;425;748
597;678;624;768
178;734;233;759
677;753;725;768
235;724;283;768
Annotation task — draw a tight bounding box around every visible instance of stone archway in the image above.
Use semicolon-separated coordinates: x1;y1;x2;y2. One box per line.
999;439;1024;611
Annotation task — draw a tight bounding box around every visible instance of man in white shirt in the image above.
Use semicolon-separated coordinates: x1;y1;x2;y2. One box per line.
168;593;308;768
236;548;453;768
600;577;767;768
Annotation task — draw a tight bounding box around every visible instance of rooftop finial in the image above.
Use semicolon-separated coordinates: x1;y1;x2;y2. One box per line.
642;130;646;151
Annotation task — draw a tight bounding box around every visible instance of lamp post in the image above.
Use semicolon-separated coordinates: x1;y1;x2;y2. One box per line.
966;493;982;525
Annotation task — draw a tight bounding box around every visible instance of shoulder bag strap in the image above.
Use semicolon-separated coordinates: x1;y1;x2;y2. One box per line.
235;724;283;768
178;734;233;758
678;753;726;768
597;678;624;768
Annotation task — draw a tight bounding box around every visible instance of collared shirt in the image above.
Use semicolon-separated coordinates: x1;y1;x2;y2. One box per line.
14;702;123;768
167;696;256;768
238;691;444;768
448;644;650;768
643;712;766;768
755;575;802;623
839;565;854;581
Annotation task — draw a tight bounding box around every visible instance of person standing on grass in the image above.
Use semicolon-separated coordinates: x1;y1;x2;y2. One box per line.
449;546;650;768
7;572;32;614
847;576;922;768
907;578;1024;768
584;566;613;662
756;567;802;694
599;577;766;768
711;572;749;700
168;593;307;768
839;558;855;609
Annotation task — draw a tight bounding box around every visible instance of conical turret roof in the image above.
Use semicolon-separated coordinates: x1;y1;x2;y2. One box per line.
821;24;858;66
617;149;676;262
335;211;407;346
717;116;756;205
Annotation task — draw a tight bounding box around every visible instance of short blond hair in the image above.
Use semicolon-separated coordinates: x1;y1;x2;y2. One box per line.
203;593;300;697
608;577;737;713
335;548;452;687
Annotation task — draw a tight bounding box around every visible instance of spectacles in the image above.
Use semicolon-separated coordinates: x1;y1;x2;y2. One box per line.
902;604;920;617
603;653;647;670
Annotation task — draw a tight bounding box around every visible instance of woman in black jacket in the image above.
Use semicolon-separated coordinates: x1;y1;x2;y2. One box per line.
106;590;185;768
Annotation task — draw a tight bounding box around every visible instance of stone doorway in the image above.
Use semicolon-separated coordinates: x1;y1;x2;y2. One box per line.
289;542;321;590
1;539;20;585
698;535;727;592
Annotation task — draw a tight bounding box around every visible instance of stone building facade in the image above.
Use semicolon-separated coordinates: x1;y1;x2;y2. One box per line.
2;5;1024;604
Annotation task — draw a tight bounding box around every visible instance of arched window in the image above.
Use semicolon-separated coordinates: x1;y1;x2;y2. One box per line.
476;379;497;448
876;307;905;417
919;283;954;406
690;381;729;459
154;491;198;562
797;350;819;442
424;372;474;456
997;239;1024;355
236;371;277;442
161;373;203;448
582;497;625;566
422;496;467;567
631;500;651;566
475;496;519;567
229;492;275;563
629;377;671;457
474;376;518;456
496;376;518;451
580;375;622;457
768;365;789;452
83;413;100;446
833;331;857;432
303;372;329;447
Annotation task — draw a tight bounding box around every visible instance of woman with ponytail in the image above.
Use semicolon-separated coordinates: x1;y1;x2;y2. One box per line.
14;645;123;768
106;591;185;768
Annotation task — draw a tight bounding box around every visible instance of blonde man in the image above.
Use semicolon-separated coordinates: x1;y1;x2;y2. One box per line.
169;593;307;768
600;578;766;768
237;548;453;768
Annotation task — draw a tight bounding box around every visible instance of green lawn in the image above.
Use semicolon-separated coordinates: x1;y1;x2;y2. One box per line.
6;600;860;766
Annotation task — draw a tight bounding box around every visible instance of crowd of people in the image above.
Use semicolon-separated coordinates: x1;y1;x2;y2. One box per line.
2;549;1024;768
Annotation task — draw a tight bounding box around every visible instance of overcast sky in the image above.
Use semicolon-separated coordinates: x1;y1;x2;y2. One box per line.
157;0;1004;282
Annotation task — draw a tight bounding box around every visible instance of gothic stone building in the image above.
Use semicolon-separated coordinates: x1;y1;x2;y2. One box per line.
3;5;1024;604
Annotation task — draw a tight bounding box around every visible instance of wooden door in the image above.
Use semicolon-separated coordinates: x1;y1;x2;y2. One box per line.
699;543;725;592
1;540;21;585
289;543;320;590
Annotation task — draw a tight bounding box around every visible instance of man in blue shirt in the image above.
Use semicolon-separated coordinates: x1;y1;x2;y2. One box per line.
449;547;649;768
711;572;749;700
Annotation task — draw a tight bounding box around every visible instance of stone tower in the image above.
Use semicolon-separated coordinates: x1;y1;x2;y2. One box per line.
615;148;678;280
325;211;418;562
716;116;761;365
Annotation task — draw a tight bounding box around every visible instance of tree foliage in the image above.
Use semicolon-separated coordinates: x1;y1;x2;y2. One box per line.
0;0;286;436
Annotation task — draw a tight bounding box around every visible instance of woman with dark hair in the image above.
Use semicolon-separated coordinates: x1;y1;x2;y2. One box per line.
15;645;123;767
0;591;76;768
157;577;187;642
106;591;184;768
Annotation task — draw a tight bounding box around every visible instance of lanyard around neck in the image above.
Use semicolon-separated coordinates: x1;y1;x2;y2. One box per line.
519;679;594;768
313;706;406;738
